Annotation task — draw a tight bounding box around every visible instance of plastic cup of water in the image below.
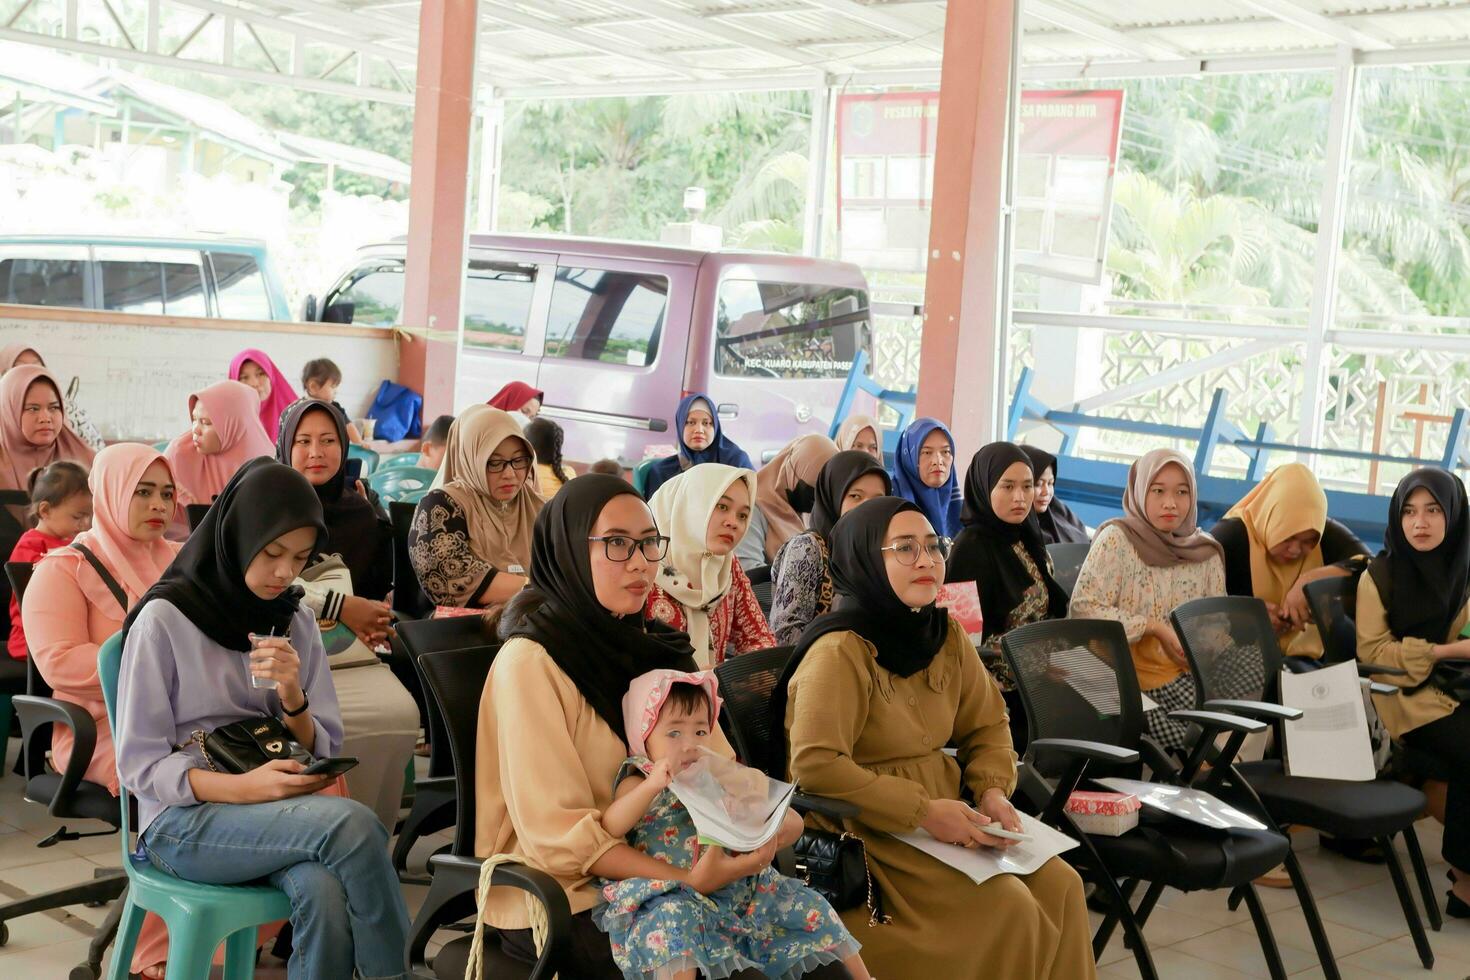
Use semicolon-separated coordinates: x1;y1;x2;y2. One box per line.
248;633;278;690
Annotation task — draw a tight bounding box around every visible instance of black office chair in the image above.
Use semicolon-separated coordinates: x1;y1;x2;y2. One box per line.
1172;595;1440;973
390;500;434;620
750;580;774;618
1003;618;1295;980
407;645;572;979
1045;541;1091;597
391;615;495;881
184;502;210;531
0;560;128;980
1;557;31;767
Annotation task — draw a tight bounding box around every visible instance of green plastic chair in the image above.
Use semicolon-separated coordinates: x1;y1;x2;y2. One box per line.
151;440;171;452
97;633;292;980
368;466;435;503
348;444;380;477
377;452;422;472
632;457;660;497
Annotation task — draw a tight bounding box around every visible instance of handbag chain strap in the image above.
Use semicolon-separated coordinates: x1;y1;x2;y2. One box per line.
840;831;891;928
175;730;219;773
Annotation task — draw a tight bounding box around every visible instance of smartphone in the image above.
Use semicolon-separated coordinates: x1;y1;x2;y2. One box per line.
302;757;359;777
345;458;364;483
979;824;1030;842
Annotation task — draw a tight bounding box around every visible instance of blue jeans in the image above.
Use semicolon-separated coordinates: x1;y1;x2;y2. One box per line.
142;794;410;979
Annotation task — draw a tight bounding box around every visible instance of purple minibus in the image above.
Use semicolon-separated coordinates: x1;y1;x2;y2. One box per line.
309;234;873;467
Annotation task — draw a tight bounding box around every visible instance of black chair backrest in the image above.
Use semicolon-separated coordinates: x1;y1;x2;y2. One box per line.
398;615;492;658
185;502;210;531
1303;576;1359;664
712;646;794;778
1045;541;1091;597
417;644;500;856
1171;596;1279;706
751;580;774;617
0;493;28;637
390;500;432;618
1001;618;1144;775
5;561;48;700
744;564;771;586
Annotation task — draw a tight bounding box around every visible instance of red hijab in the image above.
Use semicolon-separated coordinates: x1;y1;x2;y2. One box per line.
487;381;544;414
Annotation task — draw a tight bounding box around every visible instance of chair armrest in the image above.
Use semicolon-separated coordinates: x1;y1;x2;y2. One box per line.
1368;681;1397;695
423;854;573;978
1203;699;1303;723
13;694;97;813
1358;661;1408;677
1167;709;1267;735
1137;735;1182;782
1283;657;1322;674
1029;738;1140;766
791;791;860;821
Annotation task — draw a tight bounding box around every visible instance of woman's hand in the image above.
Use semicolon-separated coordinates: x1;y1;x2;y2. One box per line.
686;838;777;894
977;788;1023;836
1432;638;1470;661
1146;620;1189;669
249;637;305;710
339;595;393;645
920;798;1000;848
230;759;333;803
1280;584;1311;631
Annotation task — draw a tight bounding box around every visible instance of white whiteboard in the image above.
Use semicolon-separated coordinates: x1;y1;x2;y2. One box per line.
0;313;398;443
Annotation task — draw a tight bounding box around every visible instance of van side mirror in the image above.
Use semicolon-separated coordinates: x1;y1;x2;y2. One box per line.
300;294;318;321
322;300;355;324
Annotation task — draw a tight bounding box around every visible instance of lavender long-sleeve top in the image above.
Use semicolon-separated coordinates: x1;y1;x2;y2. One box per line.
116;600;343;836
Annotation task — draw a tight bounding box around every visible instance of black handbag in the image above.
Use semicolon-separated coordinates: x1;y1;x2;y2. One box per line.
184;716;315;775
790;830;889;926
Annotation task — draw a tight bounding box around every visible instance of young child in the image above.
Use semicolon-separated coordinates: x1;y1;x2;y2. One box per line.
7;461;91;659
588;458;624;477
595;668;870;980
301;358;364;444
417;414;454;471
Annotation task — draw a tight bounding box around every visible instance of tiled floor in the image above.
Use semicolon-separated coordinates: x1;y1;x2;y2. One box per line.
0;737;1466;978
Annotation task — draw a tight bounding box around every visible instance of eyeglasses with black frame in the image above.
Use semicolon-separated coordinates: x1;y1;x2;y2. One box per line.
486;455;534;473
879;535;951;566
588;534;671;562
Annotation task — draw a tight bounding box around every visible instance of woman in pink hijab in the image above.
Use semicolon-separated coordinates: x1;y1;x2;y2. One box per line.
0;364;96;523
0;343;45;373
229;348;297;439
22;443;181;976
164;380;275;510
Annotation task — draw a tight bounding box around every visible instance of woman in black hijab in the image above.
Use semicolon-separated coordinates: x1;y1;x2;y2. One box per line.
781;496;1094;979
948;443;1067;653
1358;468;1470;912
477;475;841;976
276;398;418;830
116;459;411;979
1020;445;1089;545
768;450;891;645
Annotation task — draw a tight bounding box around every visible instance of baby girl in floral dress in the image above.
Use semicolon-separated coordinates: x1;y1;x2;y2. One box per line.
594;668;871;980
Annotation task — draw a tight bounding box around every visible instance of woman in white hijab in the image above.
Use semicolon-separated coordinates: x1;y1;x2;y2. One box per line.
645;464;776;667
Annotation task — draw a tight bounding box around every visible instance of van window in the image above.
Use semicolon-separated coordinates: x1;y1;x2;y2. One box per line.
463;260;536;353
210;252;273;320
96;247;208;317
0;246;88;308
715;280;872;380
322;261;404;327
544;267;667;367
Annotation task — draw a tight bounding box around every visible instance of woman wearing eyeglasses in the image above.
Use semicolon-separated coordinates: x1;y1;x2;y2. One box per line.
780;496;1093;980
476;475;856;978
408;406;545;609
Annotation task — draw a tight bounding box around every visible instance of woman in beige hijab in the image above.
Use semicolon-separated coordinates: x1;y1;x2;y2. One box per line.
408;405;544;609
735;433;839;568
834;413;882;460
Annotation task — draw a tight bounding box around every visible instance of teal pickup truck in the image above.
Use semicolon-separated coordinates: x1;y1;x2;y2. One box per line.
0;234;291;321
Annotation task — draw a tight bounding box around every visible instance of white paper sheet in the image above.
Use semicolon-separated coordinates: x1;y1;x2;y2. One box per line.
670;750;796;852
893;813;1079;886
1095;777;1268;831
1279;661;1377;782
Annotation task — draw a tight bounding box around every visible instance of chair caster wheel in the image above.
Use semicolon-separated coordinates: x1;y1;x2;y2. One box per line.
0;920;9;946
68;965;99;980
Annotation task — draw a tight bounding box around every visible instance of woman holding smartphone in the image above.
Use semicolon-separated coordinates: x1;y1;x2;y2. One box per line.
116;458;410;979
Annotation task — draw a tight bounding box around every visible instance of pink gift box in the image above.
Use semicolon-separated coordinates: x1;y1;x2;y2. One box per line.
1065;791;1140;835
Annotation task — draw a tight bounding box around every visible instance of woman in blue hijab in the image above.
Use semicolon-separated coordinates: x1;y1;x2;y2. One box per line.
891;417;961;537
643;393;755;500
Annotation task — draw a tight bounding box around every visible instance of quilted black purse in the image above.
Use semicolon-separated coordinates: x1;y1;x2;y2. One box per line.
184;716;315;774
790;830;889;926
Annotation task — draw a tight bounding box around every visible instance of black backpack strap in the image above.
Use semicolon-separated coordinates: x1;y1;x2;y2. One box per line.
71;542;129;613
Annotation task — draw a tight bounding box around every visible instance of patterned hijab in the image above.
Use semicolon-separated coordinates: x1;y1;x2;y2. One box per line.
622;668;723;759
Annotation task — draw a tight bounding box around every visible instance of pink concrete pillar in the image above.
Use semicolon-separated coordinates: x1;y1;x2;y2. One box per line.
401;0;479;422
915;0;1018;457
